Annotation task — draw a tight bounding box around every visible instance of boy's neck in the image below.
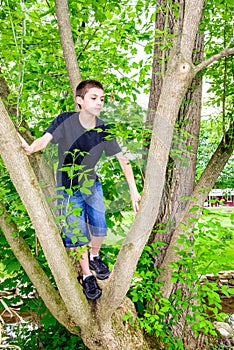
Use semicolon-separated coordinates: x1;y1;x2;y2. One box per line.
79;110;96;129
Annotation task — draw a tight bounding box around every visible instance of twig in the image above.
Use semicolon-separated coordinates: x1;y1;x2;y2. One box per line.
194;43;234;74
0;300;24;323
77;26;102;60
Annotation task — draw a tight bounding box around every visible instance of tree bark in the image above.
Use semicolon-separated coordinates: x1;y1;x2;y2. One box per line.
0;203;76;334
144;3;233;347
146;3;195;141
148;19;205;267
146;0;177;127
0;99;89;328
99;0;205;320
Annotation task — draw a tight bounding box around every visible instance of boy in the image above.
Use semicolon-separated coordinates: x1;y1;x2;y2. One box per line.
22;79;141;301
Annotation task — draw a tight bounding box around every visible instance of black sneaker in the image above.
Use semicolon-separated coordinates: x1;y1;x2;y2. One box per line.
82;275;102;301
89;255;110;280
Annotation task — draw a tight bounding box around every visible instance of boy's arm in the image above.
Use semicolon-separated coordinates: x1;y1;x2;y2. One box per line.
20;132;53;155
116;152;141;213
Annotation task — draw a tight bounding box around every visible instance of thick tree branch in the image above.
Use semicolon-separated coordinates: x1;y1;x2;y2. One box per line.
195;46;234;74
99;0;205;321
99;54;195;321
158;124;234;298
0;204;77;334
0;73;56;200
55;0;82;102
99;0;232;319
179;0;204;60
0;99;89;328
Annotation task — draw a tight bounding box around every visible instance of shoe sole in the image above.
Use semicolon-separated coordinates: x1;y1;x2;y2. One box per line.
83;288;102;301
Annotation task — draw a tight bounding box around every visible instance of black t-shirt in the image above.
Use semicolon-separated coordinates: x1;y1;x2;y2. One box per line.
45;112;121;189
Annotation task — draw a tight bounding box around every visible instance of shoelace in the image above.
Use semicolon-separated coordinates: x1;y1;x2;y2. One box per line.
93;258;108;272
85;277;97;292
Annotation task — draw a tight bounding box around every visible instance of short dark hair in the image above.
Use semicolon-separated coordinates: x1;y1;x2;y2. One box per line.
76;79;104;98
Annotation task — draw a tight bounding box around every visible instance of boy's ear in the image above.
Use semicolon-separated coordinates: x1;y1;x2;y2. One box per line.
76;96;83;105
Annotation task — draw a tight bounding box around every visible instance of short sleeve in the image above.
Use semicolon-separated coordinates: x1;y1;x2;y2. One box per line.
102;124;121;156
104;138;121;156
45;113;68;144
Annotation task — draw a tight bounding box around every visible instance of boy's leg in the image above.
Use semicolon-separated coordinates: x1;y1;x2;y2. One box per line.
90;236;105;256
89;236;111;279
77;248;102;300
79;248;92;276
86;182;110;279
89;249;110;280
58;189;102;300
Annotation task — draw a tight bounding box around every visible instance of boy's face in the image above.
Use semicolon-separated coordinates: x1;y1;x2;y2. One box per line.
76;87;104;116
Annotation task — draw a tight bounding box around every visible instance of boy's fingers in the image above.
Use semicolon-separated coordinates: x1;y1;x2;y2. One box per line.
21;144;32;155
131;193;141;213
26;147;32;155
132;199;140;213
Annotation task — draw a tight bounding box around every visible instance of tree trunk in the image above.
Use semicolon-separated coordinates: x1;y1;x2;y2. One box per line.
99;34;200;327
151;30;204;267
80;297;152;350
146;0;178;127
0;99;90;327
144;2;233;348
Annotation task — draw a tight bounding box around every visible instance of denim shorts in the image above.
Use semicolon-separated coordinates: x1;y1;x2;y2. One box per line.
57;181;107;248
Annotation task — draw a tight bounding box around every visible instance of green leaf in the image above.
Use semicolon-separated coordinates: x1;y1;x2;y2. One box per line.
73;207;82;216
80;187;92;195
189;206;199;213
65;188;73;196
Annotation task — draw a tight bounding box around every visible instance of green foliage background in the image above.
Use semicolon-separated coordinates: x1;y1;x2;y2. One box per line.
0;0;233;349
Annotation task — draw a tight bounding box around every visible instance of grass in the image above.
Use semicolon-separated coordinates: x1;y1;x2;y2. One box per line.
103;208;234;275
194;207;234;274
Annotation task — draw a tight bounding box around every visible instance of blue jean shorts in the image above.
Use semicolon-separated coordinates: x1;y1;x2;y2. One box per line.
57;181;107;248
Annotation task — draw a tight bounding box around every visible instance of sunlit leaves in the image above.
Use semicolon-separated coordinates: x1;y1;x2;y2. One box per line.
1;0;155;126
196;0;234;188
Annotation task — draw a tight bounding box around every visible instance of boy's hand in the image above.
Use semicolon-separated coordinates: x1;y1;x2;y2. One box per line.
21;139;29;150
20;137;33;155
116;152;141;213
18;134;32;155
130;189;141;214
22;144;34;155
19;133;53;155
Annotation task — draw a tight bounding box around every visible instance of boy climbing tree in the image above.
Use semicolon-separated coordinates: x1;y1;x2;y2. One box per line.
21;79;141;300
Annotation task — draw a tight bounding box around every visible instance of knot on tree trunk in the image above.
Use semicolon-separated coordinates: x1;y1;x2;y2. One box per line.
178;61;191;77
